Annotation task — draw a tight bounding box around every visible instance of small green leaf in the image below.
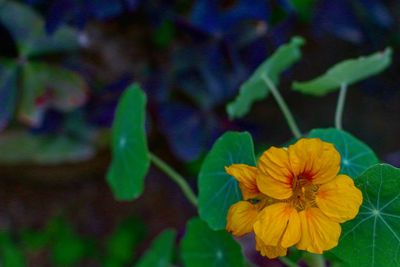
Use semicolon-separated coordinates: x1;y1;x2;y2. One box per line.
107;84;150;201
105;217;146;264
293;48;392;96
198;131;255;230
227;36;304;119
19;62;87;126
180;218;245;267
308;128;378;178
332;164;400;267
0;232;25;267
135;229;176;267
0;1;79;57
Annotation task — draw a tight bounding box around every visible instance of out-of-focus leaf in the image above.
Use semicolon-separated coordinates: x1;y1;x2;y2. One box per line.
19;62;87;126
0;131;94;164
332;164;400;267
180;218;244;267
0;232;25;267
107;84;150;201
0;61;18;130
158;103;213;162
308;128;379;178
293;48;392;96
0;1;79;57
46;218;88;267
198;132;255;230
313;0;363;43
135;229;176;267
227;36;304;119
105;217;146;266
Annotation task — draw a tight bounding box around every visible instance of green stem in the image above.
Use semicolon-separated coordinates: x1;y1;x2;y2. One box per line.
149;152;198;207
262;76;302;139
335;83;348;130
303;253;326;267
280;256;300;267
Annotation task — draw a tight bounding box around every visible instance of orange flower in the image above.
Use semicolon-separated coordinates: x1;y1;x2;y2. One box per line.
226;138;363;258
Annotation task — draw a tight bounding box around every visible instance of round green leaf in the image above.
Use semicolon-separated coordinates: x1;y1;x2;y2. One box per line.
332;164;400;267
180;218;244;267
136;229;176;267
107;84;150;201
308;128;379;178
198;131;256;230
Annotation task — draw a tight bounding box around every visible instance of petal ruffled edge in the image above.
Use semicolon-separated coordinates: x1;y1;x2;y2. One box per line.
253;203;300;247
316;174;363;223
225;164;260;200
226;201;259;236
288;138;340;185
297;208;341;254
255;236;287;259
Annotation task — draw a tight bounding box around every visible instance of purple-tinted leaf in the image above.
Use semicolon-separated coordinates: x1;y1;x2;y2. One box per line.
0;61;18;131
359;0;393;28
158;103;217;161
313;0;364;43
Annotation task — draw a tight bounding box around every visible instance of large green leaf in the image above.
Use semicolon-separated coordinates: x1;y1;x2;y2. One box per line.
180;218;244;267
293;48;392;96
136;229;176;267
0;1;79;57
107;84;150;201
308;128;379;178
198;131;256;230
227;36;304;119
332;164;400;267
19;62;87;126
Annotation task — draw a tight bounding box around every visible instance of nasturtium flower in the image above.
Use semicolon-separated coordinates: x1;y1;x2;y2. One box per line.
225;138;363;258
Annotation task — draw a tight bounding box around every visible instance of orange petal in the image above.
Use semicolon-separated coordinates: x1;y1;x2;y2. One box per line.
297;208;341;254
226;201;259;236
225;164;260;199
253;203;298;246
288;138;340;185
257;147;293;199
255;236;287;259
316;175;363;223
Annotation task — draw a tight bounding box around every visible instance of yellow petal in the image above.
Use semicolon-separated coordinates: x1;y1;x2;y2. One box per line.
281;208;301;248
316;175;363;223
255;236;287;259
297;208;341;254
288;138;340;185
257;173;293;200
257;147;293;199
253;203;298;246
226;201;259;236
225;164;260;199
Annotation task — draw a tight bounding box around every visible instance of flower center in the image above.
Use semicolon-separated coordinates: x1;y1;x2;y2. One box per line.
290;175;318;211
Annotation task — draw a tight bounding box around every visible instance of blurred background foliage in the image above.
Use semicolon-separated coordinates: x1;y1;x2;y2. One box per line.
0;0;399;266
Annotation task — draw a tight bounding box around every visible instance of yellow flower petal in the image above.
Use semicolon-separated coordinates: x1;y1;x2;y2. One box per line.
288;138;340;185
316;174;363;223
225;164;260;199
281;208;301;248
257;147;293;199
255;236;287;259
257;173;293;200
253;203;298;246
297;208;341;254
226;201;259;236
